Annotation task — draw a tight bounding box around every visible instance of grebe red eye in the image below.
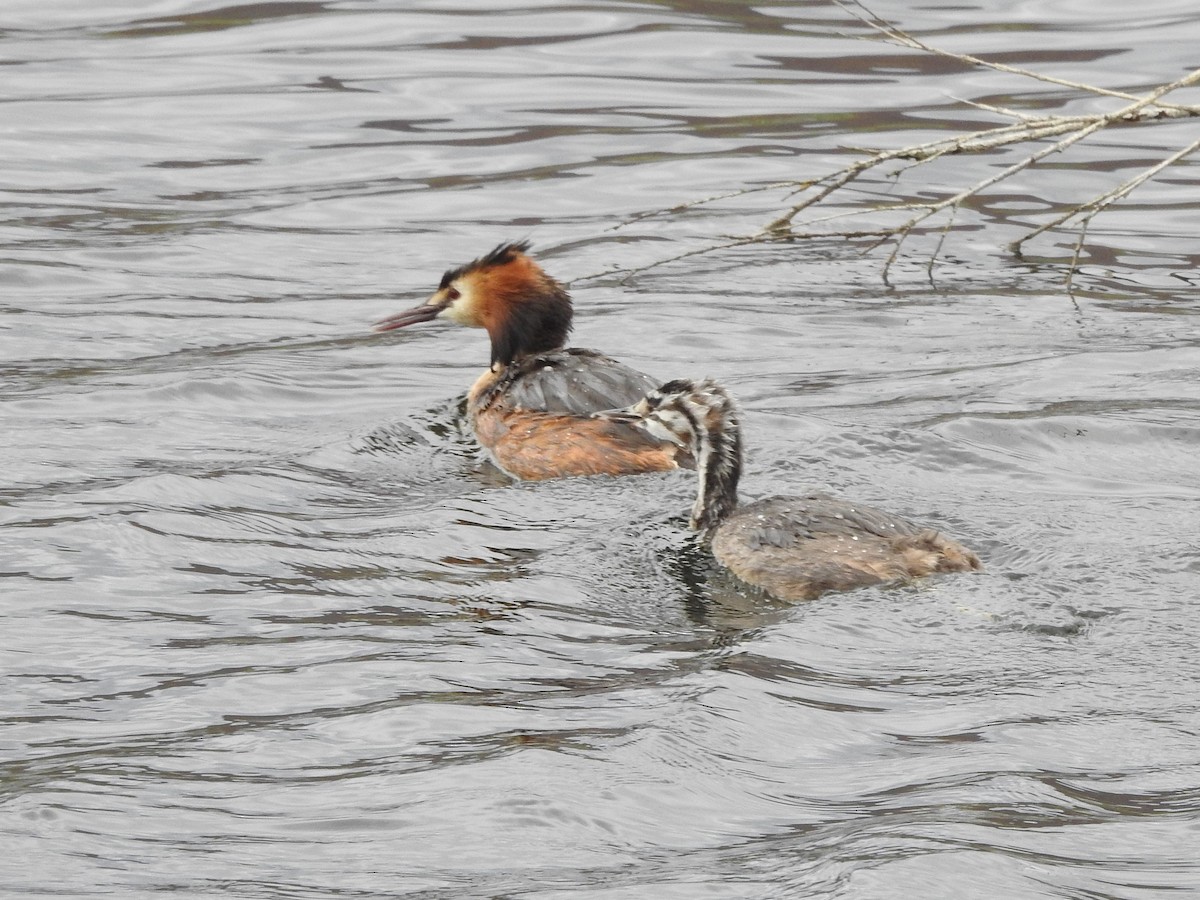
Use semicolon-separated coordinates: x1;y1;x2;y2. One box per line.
446;287;460;301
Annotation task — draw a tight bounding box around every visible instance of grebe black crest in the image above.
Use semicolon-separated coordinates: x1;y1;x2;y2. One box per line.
632;379;982;601
372;242;692;480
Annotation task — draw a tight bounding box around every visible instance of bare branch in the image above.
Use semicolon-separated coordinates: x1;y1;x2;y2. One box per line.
611;7;1200;285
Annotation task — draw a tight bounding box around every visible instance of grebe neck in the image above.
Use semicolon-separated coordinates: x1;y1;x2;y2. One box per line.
638;378;742;534
689;386;741;534
488;280;573;368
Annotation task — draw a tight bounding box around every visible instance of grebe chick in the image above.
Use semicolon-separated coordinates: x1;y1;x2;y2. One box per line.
374;241;691;481
628;379;982;601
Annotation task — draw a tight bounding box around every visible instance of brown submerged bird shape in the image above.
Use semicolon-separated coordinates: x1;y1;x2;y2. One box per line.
374;241;693;480
617;378;983;601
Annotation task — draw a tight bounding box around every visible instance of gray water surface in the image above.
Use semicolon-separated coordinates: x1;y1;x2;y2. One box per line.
3;2;1200;898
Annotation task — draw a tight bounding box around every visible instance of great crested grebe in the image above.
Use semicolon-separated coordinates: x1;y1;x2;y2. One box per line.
374;241;692;480
624;379;982;601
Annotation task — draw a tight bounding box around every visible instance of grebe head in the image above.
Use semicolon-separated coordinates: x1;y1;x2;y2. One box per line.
373;241;573;368
631;378;742;534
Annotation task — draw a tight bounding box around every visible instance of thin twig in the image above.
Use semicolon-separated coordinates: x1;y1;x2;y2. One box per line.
927;205;958;284
608;181;800;230
610;236;767;283
1012;134;1200;252
1065;218;1089;311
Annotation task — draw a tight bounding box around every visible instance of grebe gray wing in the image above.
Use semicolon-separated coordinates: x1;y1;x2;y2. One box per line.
499;348;660;416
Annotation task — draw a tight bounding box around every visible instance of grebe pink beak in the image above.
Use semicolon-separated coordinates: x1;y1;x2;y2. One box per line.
372;299;449;332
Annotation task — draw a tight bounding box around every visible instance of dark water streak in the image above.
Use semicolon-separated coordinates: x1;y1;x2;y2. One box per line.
3;1;1200;898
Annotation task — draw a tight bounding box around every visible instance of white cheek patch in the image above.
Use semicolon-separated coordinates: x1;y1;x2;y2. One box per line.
640;409;693;447
437;283;478;325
